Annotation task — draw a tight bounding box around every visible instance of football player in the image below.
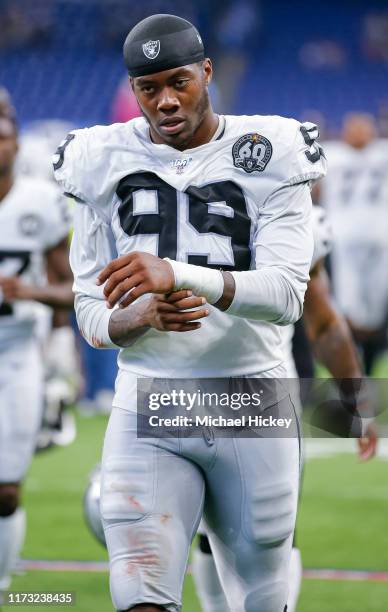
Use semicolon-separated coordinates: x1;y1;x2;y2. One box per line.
54;14;326;612
16;114;119;417
192;205;377;612
0;111;74;596
15;116;80;448
319;113;388;374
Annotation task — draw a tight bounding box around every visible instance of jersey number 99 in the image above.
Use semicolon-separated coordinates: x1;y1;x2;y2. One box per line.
117;172;252;271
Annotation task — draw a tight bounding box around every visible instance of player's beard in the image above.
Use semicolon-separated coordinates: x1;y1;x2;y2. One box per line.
171;86;211;150
186;86;211;146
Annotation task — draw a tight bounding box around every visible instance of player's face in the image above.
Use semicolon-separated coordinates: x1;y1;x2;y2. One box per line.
131;60;213;150
0;117;18;175
342;115;377;149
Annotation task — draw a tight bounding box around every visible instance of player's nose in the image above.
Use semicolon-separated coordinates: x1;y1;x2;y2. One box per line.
157;87;180;113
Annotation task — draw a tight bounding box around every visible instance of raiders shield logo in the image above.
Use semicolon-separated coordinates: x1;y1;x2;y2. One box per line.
232;133;272;173
142;40;161;60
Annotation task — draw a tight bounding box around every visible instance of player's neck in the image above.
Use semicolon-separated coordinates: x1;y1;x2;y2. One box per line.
181;110;220;150
0;173;14;203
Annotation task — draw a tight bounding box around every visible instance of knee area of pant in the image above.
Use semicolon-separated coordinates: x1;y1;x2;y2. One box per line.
250;481;295;546
110;561;172;611
110;557;178;612
0;484;20;517
110;557;142;611
244;582;288;612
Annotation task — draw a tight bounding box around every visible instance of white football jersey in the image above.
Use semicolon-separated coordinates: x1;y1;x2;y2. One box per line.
55;115;326;408
322;139;388;328
0;176;70;346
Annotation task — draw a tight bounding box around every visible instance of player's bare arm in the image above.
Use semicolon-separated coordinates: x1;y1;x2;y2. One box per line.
44;236;74;307
304;260;377;460
0;236;73;308
108;289;209;347
97;251;235;311
304;261;361;378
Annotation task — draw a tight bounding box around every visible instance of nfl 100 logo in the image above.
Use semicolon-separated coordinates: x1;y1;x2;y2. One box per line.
232;133;272;173
169;157;193;174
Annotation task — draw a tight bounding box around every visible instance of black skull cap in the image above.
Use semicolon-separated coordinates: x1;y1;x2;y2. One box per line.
123;14;205;77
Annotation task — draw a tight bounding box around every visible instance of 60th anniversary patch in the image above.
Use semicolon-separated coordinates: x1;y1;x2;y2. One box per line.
232;133;272;173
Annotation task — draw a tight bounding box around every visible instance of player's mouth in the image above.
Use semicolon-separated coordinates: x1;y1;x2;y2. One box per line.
159;117;186;135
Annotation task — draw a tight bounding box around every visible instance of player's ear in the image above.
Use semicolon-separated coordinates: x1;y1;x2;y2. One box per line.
129;76;135;92
203;58;213;86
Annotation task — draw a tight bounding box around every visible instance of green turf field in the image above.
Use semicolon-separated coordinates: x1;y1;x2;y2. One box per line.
4;411;388;611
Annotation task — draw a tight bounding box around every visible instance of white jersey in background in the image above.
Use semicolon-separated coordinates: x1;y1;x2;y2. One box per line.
322;139;388;329
54;115;326;409
0;176;70;347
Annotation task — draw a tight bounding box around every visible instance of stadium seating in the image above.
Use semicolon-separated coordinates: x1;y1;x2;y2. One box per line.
0;0;386;130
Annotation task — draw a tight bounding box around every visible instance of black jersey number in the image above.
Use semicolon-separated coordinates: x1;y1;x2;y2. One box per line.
0;250;31;316
300;124;324;164
117;172;252;271
53;133;75;171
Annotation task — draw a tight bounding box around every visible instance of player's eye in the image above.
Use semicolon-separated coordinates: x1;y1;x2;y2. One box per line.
141;85;155;94
175;79;189;89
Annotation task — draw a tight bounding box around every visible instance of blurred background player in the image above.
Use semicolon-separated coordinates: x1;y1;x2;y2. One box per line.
0;92;79;449
15;111;117;416
0;106;74;597
14;109;116;418
318;113;388;375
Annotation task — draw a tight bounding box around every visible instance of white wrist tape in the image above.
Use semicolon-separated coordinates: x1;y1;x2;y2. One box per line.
164;259;224;304
360;417;375;437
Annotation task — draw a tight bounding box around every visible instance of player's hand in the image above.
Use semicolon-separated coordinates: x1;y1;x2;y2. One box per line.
0;275;35;302
144;290;209;332
97;252;175;308
357;421;378;462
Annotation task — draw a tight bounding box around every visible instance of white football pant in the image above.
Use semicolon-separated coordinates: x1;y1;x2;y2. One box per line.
101;400;300;612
